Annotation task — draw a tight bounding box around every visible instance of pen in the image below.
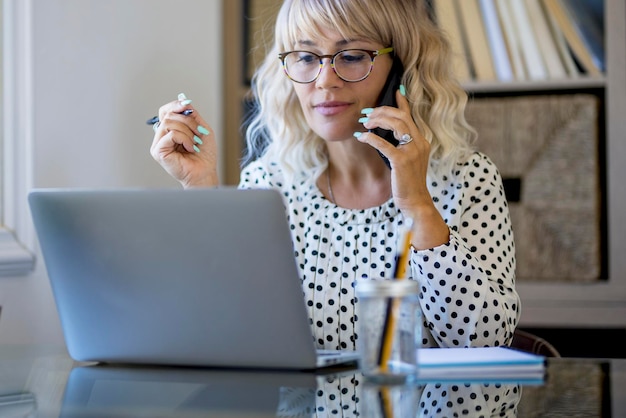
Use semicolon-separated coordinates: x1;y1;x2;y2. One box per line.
146;109;193;125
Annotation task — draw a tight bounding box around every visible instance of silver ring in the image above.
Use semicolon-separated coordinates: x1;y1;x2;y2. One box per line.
398;133;413;145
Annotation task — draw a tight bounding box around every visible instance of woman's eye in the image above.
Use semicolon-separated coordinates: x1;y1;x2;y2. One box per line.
297;53;317;64
338;52;367;64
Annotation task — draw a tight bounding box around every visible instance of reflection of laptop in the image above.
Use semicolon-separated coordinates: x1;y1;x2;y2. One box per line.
28;188;359;370
60;365;317;417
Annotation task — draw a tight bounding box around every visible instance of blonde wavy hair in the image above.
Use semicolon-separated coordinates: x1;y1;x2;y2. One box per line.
244;0;476;178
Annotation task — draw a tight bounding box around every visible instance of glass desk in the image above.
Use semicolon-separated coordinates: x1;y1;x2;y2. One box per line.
1;345;624;417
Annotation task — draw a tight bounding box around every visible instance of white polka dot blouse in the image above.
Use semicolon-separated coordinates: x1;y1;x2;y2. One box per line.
239;151;520;350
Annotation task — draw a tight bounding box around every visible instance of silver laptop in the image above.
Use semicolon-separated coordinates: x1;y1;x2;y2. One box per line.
28;188;359;370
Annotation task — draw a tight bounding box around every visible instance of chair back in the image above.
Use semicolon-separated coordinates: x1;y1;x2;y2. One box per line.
511;329;561;357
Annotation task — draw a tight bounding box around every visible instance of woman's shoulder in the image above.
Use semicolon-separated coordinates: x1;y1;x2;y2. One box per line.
460;150;497;166
241;157;281;177
240;157;284;188
429;151;503;190
450;151;506;193
239;156;315;189
452;151;501;178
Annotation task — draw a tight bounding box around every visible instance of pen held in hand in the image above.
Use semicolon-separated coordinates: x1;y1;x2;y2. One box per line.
146;109;193;125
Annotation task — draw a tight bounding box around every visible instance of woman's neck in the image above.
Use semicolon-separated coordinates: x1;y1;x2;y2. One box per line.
321;144;392;209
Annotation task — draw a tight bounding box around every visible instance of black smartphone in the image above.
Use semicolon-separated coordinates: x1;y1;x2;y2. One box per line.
370;56;404;168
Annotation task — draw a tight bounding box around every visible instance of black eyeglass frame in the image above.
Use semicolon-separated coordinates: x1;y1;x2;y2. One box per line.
277;47;394;84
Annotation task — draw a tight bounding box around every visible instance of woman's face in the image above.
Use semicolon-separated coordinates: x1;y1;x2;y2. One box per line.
289;30;393;143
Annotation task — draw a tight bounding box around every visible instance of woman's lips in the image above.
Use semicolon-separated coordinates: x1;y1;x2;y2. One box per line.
314;101;351;116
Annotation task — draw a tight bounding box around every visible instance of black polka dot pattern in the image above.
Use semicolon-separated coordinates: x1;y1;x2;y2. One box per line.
240;152;520;350
277;372;521;417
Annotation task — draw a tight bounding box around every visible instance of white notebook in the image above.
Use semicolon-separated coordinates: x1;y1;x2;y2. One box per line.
416;347;545;382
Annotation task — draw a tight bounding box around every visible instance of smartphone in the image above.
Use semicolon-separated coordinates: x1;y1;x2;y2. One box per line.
370;56;405;168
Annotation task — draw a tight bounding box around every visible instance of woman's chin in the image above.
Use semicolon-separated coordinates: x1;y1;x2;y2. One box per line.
322;133;361;143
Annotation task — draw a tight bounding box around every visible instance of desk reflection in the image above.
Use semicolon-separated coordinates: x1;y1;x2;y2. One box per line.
315;374;520;417
59;365;521;417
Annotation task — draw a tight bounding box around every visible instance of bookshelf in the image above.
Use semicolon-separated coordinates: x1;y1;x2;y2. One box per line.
479;0;626;328
222;0;626;327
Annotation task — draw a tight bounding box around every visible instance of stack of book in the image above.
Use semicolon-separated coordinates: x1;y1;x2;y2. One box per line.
432;0;605;83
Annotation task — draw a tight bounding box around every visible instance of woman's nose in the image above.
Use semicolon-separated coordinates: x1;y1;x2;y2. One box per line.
315;58;343;88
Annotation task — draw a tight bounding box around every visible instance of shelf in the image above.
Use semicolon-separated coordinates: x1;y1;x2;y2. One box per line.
464;76;606;94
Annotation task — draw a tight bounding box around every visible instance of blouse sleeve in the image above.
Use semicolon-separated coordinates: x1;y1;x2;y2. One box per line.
412;153;520;348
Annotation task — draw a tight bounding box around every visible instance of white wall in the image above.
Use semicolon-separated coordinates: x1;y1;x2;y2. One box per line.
0;0;223;344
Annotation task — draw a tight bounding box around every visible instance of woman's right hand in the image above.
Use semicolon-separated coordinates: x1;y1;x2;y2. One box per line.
150;93;219;188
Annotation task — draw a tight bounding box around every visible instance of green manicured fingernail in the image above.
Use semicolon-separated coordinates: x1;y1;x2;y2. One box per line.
399;84;406;96
353;132;363;138
180;99;193;106
198;126;210;135
193;135;203;145
178;93;187;100
193;145;200;153
358;117;369;123
361;108;374;115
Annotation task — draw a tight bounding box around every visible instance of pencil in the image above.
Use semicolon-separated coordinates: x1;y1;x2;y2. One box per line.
378;387;394;418
378;218;413;372
392;218;413;279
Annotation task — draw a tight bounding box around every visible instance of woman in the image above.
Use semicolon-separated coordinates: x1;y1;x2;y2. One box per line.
150;0;520;350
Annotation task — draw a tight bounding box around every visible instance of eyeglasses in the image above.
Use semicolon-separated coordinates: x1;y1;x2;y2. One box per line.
278;47;394;84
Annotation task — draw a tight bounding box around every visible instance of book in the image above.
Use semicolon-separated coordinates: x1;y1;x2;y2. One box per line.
509;0;548;80
456;0;497;81
560;0;605;72
541;0;603;76
524;0;568;79
432;0;471;82
539;0;581;77
416;346;546;383
478;0;513;82
494;0;527;80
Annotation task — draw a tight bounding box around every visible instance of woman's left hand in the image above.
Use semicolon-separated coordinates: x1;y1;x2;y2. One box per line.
355;89;450;248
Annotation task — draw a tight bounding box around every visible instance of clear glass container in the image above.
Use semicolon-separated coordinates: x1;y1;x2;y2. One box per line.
355;279;422;383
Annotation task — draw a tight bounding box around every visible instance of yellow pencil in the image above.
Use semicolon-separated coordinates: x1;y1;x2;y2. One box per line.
379;386;394;418
378;219;413;372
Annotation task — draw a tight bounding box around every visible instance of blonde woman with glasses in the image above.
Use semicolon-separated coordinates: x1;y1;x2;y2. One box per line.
150;0;520;353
